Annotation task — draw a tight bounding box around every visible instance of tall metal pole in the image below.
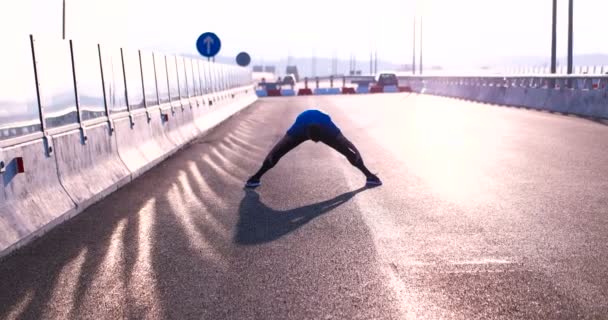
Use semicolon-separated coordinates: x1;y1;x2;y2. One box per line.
374;50;378;75
419;16;423;75
312;50;316;77
567;0;573;74
550;0;557;73
62;0;66;39
370;51;373;75
412;15;416;75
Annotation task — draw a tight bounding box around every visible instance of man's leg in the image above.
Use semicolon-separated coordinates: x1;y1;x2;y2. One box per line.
247;134;306;185
321;133;374;177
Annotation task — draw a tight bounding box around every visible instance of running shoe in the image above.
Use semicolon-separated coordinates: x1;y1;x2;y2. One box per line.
366;174;382;186
245;177;261;188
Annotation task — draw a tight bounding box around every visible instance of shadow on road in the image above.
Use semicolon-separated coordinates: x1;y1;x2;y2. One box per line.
235;186;370;245
0;102;377;319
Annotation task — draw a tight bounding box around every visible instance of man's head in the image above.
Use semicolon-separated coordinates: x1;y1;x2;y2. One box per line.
306;124;322;142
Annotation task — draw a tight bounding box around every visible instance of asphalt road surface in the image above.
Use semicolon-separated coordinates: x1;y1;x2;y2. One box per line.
2;93;608;319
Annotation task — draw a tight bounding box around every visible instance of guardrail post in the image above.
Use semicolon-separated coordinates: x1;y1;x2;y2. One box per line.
152;52;161;107
120;48;134;127
98;44;114;133
164;56;176;114
315;77;319;89
196;59;204;106
68;39;88;143
329;75;334;88
175;56;184;111
182;58;192;109
30;34;54;156
304;77;309;89
342;76;346;88
68;39;88;144
138;50;151;122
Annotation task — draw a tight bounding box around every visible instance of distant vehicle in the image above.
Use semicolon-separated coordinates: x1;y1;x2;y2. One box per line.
283;74;296;86
285;66;300;82
375;72;398;87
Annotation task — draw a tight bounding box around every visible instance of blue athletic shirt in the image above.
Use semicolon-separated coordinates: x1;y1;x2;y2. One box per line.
286;109;341;137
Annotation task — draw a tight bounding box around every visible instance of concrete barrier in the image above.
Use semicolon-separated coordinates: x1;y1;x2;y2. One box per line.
443;84;455;98
281;89;296;96
53;122;131;210
149;107;178;155
0;139;76;254
567;90;595;117
314;88;329;95
370;86;383;94
193;88;258;135
341;87;356;94
416;76;608;118
544;89;571;114
464;85;479;101
256;89;268;97
521;88;550;110
114;111;169;178
177;103;201;143
493;86;508;105
326;88;341;95
267;89;282;97
383;85;398;93
585;90;608;118
472;85;483;101
477;85;495;104
298;88;313;95
162;101;197;147
597;92;608;119
356;87;370;94
0;86;258;258
454;85;464;98
504;87;526;107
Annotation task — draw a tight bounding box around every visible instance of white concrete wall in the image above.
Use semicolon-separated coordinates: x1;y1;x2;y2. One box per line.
0;85;257;258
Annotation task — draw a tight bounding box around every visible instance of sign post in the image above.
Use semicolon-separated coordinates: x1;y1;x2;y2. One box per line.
196;32;221;61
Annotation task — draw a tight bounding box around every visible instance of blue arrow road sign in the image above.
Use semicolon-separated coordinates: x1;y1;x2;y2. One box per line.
196;32;221;58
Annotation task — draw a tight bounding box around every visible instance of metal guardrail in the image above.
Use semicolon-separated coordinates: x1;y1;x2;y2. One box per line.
0;35;254;147
391;74;608;120
396;75;608;90
255;73;608;94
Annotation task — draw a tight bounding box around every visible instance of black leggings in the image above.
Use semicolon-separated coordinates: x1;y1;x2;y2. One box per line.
252;132;372;179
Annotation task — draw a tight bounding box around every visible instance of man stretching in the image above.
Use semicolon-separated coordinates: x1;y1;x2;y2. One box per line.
245;109;382;188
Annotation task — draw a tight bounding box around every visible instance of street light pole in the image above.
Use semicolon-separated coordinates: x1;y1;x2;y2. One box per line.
374;49;378;75
62;0;66;39
419;15;423;75
412;15;416;75
550;0;557;73
567;0;573;74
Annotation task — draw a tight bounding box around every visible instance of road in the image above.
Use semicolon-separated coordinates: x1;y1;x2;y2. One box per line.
1;93;608;319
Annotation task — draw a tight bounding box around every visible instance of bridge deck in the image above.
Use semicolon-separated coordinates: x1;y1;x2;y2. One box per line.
2;93;608;319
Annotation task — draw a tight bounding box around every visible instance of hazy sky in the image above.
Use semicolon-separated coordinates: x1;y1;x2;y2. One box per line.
2;0;607;67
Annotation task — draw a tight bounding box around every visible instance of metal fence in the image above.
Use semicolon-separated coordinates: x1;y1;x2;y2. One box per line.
0;35;252;144
398;75;608;92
